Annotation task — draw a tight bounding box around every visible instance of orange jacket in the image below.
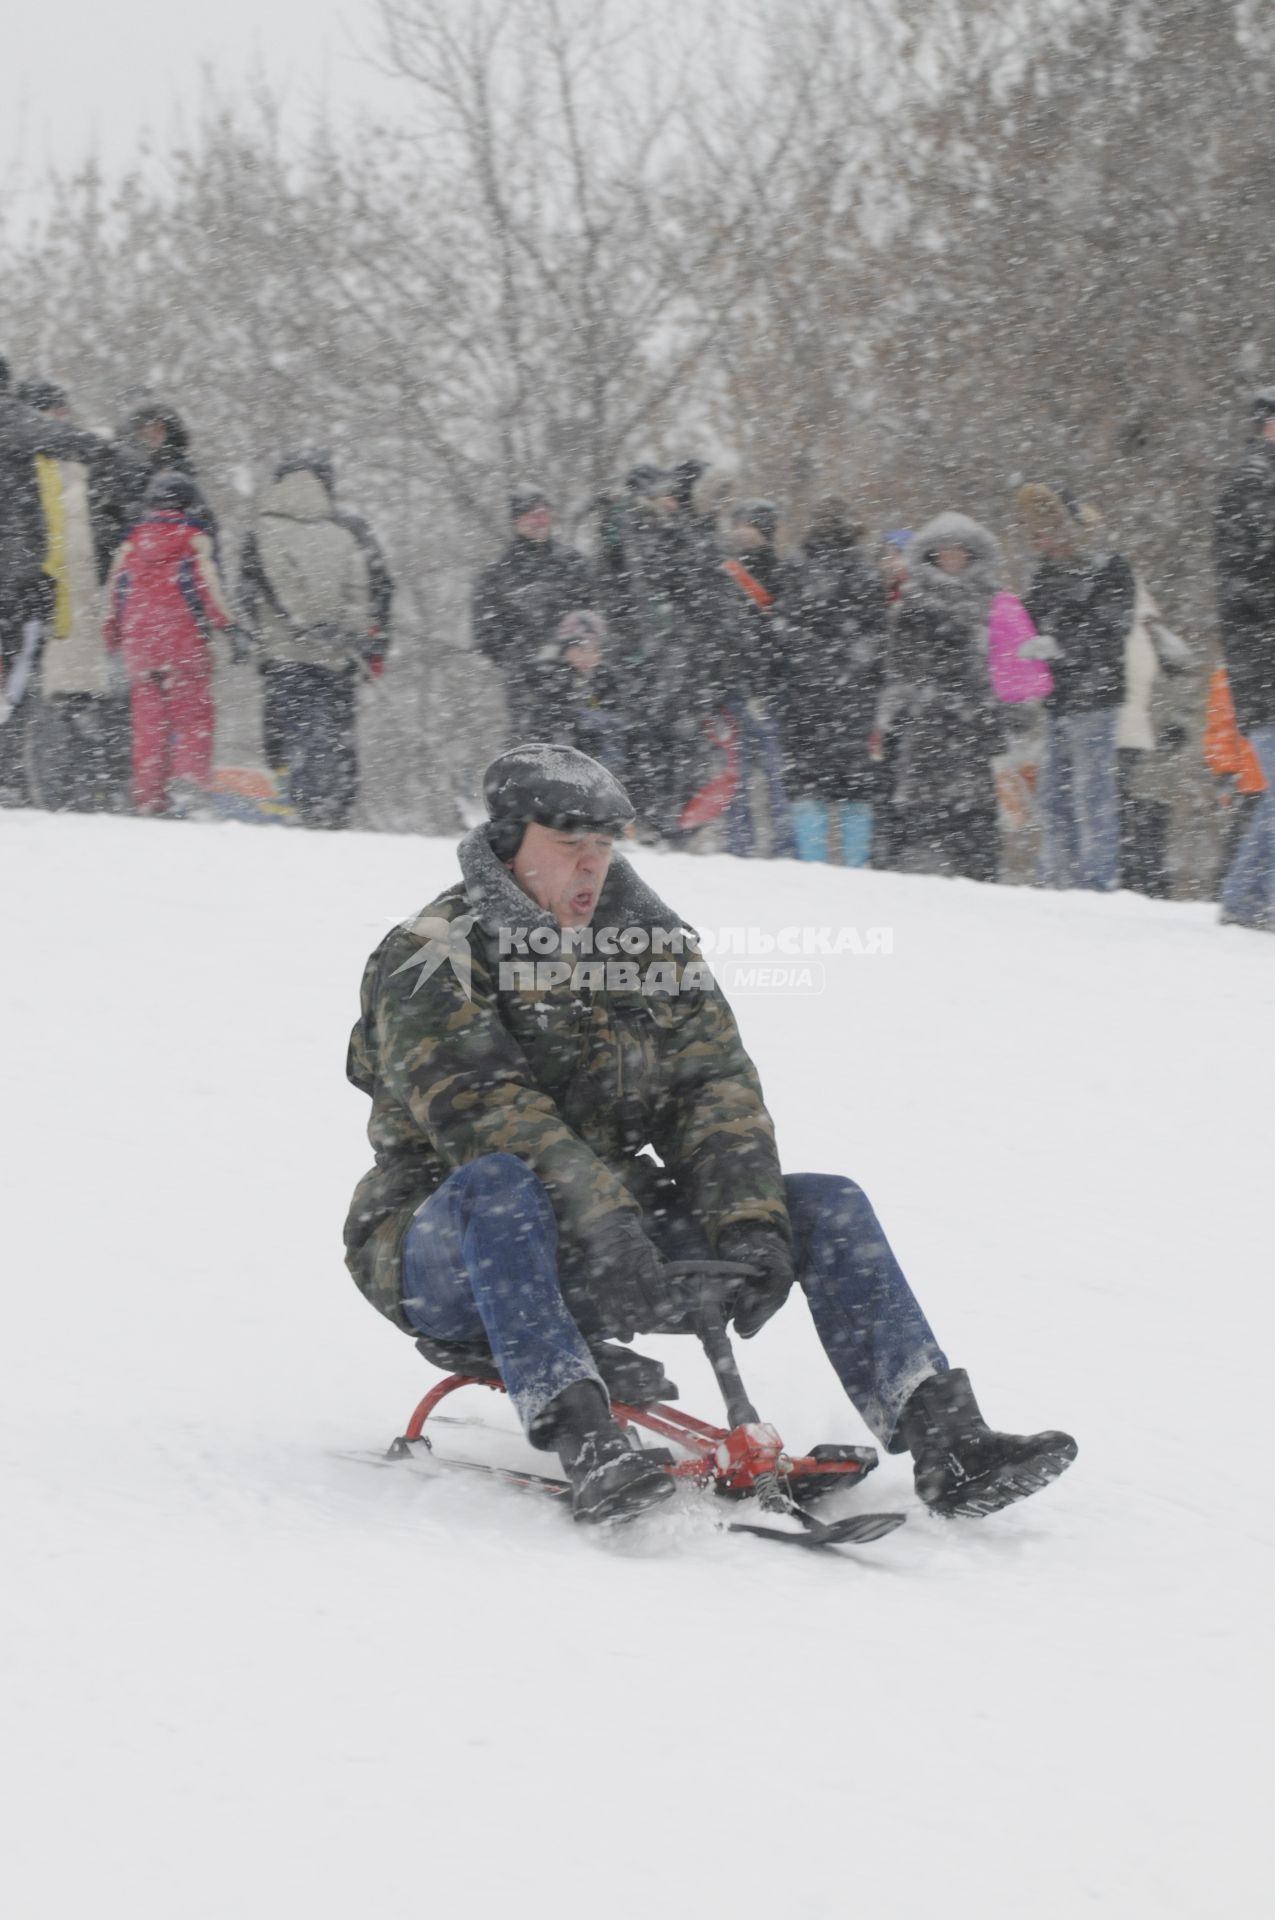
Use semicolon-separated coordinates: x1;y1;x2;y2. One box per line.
1204;668;1267;795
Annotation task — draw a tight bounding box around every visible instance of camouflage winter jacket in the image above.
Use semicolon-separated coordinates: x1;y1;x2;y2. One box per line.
343;826;788;1330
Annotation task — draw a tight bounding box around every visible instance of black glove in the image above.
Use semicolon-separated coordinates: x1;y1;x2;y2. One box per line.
566;1217;673;1342
715;1225;795;1339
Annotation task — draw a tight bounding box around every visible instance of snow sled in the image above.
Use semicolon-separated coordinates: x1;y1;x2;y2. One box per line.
678;713;740;834
169;767;297;825
387;1263;907;1552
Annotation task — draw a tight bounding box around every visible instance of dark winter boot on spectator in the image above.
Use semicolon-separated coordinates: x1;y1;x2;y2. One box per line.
547;1381;676;1525
899;1368;1077;1518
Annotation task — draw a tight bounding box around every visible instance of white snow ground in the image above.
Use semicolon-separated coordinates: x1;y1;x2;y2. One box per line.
3;811;1271;1920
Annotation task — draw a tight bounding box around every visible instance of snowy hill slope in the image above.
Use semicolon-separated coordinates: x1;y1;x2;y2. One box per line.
3;812;1270;1920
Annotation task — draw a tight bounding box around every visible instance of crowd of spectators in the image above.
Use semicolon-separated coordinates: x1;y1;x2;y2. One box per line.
1;347;1271;928
472;461;1236;907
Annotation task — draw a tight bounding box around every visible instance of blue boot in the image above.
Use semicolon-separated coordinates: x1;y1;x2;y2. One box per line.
838;802;874;868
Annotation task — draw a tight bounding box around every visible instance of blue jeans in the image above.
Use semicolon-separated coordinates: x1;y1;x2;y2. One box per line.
1038;709;1120;891
401;1155;948;1448
1220;724;1275;929
792;797;874;867
722;698;797;859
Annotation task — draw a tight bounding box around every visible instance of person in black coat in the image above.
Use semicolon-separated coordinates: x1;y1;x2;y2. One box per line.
1215;390;1275;739
713;498;797;856
107;395;215;557
593;466;730;839
1213;388;1275;928
783;496;889;863
0;356;110;801
11;379;131;811
1016;483;1135;892
472;484;602;746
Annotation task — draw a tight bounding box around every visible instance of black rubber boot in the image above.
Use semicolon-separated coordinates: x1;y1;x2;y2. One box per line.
899;1368;1077;1518
548;1382;676;1525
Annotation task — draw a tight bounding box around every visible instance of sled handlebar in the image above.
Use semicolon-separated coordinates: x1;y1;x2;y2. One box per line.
660;1257;759;1310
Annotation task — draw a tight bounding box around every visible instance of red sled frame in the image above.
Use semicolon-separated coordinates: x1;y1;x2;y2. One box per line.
397;1370;879;1502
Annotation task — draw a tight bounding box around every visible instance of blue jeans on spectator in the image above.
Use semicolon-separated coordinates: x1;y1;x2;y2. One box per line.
791;797;874;866
1220;724;1275;929
722;697;797;859
401;1154;948;1448
1038;708;1120;891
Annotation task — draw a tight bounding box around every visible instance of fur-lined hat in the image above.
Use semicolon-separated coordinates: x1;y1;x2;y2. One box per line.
510;481;551;520
730;498;780;544
807;495;863;545
1015;482;1099;546
483;742;634;857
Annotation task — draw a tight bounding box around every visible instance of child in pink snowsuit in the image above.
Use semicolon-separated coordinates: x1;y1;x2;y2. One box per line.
987;591;1053;706
103;471;231;814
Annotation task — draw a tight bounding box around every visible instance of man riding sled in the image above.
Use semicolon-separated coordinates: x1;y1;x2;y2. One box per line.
344;744;1076;1524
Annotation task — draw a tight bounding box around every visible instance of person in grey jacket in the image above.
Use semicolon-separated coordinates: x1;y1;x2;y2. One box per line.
240;448;378;829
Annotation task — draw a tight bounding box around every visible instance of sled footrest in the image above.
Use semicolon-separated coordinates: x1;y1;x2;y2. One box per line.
783;1443;880;1505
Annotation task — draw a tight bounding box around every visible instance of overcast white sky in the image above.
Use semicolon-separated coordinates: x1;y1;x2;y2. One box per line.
4;0;401;203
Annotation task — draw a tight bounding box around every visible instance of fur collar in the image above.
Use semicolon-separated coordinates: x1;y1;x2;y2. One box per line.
457;824;694;952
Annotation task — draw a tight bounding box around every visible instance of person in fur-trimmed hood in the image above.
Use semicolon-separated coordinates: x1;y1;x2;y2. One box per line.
343;742;1076;1524
1016;483;1135;892
873;511;1004;882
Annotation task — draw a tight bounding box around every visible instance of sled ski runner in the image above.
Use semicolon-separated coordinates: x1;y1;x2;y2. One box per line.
369;1427;906;1552
375;1264;908;1551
